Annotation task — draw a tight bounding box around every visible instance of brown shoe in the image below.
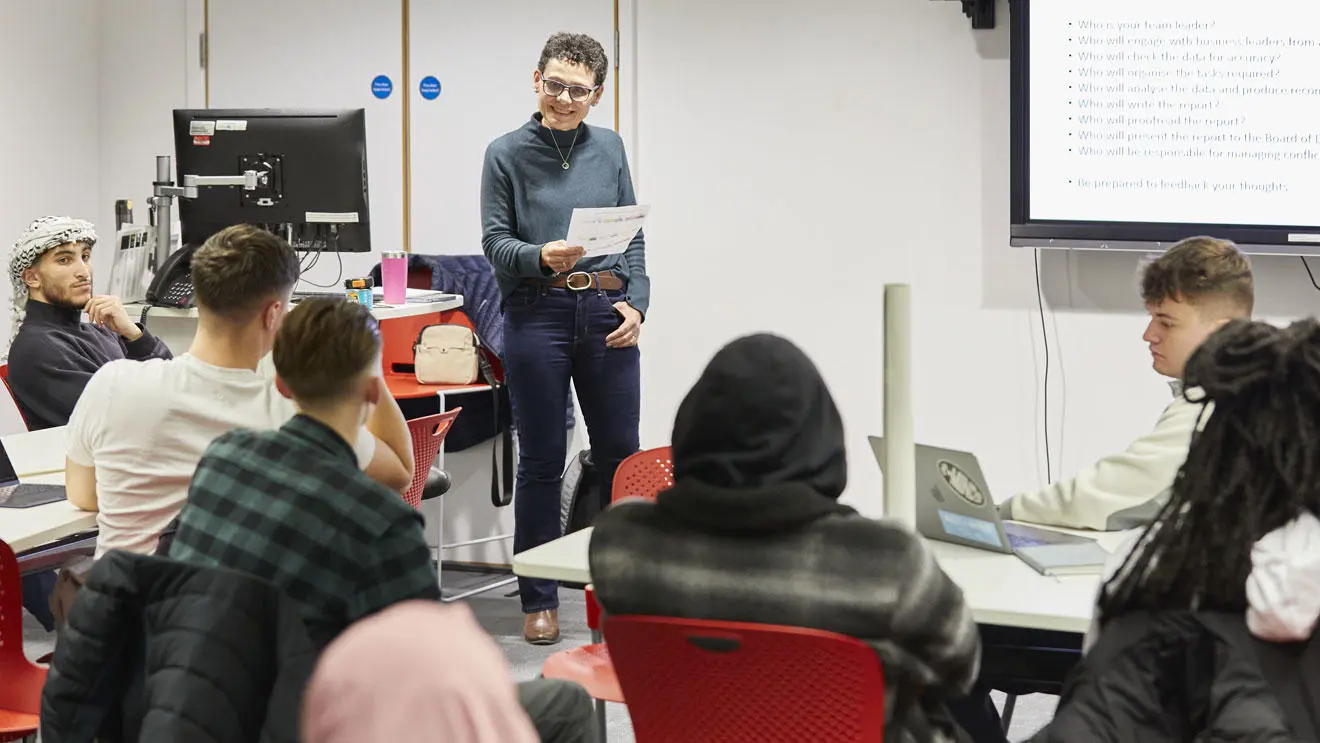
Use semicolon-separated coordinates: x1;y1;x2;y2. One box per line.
523;609;561;645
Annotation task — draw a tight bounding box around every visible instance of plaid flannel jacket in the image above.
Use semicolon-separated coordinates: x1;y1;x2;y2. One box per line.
169;414;439;648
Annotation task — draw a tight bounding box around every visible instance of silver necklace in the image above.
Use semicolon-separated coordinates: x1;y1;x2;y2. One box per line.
551;128;579;170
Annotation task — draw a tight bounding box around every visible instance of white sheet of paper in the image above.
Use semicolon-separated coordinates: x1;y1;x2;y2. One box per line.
566;205;650;256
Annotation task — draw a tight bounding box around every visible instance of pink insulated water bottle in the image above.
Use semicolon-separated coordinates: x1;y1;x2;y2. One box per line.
381;251;406;304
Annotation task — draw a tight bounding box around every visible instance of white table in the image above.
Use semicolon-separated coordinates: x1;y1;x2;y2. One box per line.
126;289;464;353
1;429;98;553
1;500;97;554
927;529;1133;633
512;525;1134;634
513;526;593;584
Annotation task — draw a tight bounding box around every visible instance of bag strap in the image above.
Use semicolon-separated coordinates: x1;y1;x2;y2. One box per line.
476;344;514;508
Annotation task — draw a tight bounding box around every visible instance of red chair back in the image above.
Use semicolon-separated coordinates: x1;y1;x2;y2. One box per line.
0;539;47;715
403;408;462;508
604;615;885;743
0;364;29;432
610;447;673;503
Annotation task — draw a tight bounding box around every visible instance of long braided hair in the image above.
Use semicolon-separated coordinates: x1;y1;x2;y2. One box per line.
1098;317;1320;619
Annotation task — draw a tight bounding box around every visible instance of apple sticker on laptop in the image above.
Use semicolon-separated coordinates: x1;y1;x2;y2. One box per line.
937;460;986;507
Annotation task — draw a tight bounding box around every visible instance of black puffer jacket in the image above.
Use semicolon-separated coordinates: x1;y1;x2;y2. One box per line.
1030;611;1319;743
41;551;318;743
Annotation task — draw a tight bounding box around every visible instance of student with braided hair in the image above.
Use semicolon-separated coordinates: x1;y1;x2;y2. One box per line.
1033;318;1320;742
1096;317;1320;639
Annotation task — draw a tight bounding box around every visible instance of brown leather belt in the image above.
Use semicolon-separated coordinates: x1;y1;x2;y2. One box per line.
525;270;623;292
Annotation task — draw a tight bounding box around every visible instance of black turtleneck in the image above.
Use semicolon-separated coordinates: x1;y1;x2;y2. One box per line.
6;299;171;430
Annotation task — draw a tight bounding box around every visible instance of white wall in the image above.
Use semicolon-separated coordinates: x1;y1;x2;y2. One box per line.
409;0;615;257
632;0;1317;516
0;0;99;432
95;0;204;298
206;0;404;289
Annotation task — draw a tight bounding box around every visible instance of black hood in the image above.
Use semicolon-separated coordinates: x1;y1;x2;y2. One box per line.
670;333;848;499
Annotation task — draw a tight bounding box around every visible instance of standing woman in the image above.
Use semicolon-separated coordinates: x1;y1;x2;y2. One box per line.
482;31;649;645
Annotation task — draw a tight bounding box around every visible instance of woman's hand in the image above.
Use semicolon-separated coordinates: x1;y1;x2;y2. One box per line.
606;302;643;348
540;241;586;273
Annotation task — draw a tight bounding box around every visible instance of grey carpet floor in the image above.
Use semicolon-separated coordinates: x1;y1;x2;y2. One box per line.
23;569;1059;741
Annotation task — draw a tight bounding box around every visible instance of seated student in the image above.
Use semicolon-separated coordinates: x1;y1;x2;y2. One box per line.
1033;318;1320;741
999;236;1253;531
303;602;539;743
7;215;171;431
6;216;172;633
64;224;413;557
952;237;1255;742
170;298;594;743
589;333;981;743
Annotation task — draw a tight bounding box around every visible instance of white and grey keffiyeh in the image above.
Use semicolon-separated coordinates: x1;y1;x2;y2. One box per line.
8;216;98;343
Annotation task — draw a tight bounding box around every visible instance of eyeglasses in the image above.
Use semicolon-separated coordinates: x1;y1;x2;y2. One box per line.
542;77;598;102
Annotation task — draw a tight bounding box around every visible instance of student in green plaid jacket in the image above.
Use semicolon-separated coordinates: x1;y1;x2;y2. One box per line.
169;298;595;743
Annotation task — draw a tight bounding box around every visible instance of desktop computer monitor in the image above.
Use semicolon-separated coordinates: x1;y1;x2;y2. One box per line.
171;108;370;252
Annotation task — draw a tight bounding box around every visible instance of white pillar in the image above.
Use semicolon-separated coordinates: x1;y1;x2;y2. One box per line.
883;284;916;527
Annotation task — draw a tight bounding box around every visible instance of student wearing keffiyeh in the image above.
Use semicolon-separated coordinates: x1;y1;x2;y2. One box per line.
5;216;170;431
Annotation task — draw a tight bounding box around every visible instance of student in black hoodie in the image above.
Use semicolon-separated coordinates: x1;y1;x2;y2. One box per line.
589;333;980;743
6;216;171;431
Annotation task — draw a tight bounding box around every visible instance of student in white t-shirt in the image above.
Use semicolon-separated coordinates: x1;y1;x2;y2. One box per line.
64;224;414;557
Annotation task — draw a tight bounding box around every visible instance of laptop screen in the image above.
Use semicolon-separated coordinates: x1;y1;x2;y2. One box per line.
936;510;1003;549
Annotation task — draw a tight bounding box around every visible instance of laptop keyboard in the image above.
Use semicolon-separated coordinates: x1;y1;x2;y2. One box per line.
1007;532;1051;550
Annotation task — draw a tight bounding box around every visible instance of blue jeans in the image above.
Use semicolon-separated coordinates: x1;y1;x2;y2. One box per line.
503;285;640;614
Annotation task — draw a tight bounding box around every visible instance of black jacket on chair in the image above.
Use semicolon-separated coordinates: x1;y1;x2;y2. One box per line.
1029;611;1320;743
40;551;318;743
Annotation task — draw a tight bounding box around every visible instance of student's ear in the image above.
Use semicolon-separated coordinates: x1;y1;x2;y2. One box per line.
364;375;382;406
22;266;39;289
274;375;295;401
264;301;284;332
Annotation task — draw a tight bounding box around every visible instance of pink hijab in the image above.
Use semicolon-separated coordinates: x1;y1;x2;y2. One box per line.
302;601;538;743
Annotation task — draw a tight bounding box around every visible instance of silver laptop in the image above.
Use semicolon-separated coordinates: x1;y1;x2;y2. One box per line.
869;437;1110;575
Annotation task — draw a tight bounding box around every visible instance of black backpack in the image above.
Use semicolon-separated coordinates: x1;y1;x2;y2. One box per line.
559;449;602;536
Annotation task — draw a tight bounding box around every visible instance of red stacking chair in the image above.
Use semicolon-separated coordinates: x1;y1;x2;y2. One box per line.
0;539;46;742
610;446;673;503
541;587;619;742
539;445;674;740
0;365;30;432
402;408;462;509
605;615;886;743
